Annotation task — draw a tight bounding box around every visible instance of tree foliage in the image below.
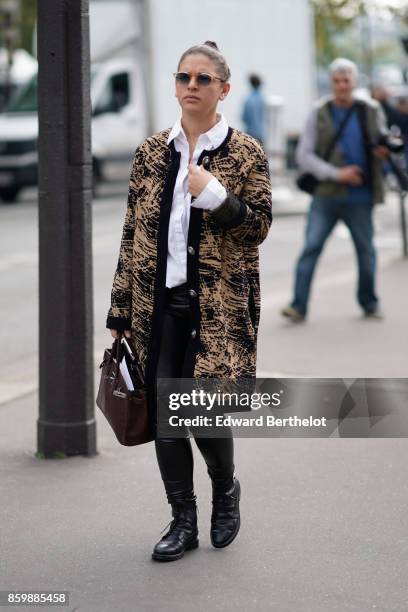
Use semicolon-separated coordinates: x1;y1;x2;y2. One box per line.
0;0;36;55
312;0;361;65
311;0;407;66
20;0;36;55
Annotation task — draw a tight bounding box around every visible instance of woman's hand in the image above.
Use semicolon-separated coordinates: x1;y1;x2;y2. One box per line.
188;164;213;198
110;329;132;339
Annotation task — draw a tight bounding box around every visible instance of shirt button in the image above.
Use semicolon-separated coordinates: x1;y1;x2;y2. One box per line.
202;156;210;169
187;246;195;255
191;329;197;339
189;289;197;298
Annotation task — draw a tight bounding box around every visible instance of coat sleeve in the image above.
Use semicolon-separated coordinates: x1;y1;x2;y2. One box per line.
106;147;142;331
210;145;272;245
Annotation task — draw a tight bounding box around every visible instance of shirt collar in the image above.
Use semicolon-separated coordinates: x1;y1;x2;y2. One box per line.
167;113;229;150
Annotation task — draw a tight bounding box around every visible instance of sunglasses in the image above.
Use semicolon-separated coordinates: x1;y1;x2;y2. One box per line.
173;72;225;86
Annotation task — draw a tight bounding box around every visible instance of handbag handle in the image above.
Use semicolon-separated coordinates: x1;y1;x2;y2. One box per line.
111;334;145;387
122;336;145;386
112;337;123;380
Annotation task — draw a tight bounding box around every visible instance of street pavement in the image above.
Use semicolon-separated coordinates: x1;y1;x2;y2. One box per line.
1;171;408;611
2;392;408;612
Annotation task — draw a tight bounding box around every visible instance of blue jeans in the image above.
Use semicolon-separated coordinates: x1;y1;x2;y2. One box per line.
291;196;378;315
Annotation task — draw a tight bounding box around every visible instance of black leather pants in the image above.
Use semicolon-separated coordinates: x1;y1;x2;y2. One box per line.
154;283;235;504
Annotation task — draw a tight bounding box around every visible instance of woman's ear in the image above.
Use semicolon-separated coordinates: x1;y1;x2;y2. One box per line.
220;82;231;101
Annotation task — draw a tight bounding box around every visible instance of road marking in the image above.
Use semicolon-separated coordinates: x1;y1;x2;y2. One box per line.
0;252;38;272
0;350;106;406
0;382;39;405
0;235;121;273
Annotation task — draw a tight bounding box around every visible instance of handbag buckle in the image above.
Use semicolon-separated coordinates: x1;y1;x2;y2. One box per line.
113;389;127;398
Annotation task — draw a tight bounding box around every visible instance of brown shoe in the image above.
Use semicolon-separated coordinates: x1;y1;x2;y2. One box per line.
281;305;305;322
363;309;384;320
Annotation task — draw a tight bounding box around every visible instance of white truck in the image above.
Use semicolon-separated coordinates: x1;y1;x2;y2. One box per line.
0;0;315;202
0;47;37;110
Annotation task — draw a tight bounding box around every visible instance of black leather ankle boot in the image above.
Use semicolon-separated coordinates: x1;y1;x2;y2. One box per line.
152;495;199;562
210;477;241;548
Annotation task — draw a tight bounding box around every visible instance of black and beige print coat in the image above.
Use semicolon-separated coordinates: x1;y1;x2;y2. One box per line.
106;127;272;383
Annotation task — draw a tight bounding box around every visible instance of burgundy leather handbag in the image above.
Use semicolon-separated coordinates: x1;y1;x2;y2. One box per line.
96;337;154;446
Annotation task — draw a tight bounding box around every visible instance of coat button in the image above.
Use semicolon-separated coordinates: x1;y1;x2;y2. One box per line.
187;246;195;255
202;156;210;169
191;329;197;339
189;289;197;298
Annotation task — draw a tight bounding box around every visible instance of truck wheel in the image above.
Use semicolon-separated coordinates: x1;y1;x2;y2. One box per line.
0;187;20;203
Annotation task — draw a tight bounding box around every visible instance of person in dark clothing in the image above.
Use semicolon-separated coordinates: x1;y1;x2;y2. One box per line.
372;86;408;133
372;86;408;167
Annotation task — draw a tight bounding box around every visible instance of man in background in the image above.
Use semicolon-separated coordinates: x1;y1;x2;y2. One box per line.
281;58;389;323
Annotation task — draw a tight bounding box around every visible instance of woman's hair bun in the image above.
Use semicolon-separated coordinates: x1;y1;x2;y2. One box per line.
203;40;219;51
178;41;230;81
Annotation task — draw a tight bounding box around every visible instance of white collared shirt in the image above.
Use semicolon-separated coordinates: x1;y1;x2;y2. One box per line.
165;113;228;288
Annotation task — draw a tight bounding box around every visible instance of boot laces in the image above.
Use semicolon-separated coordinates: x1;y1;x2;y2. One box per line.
159;501;198;536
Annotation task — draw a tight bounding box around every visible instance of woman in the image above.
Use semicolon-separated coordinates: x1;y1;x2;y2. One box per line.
106;41;272;561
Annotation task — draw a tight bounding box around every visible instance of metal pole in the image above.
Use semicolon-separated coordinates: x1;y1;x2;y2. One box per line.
37;0;96;457
399;191;408;258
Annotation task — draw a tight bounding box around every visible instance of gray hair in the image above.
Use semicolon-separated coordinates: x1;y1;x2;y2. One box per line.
329;58;358;80
177;41;231;82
